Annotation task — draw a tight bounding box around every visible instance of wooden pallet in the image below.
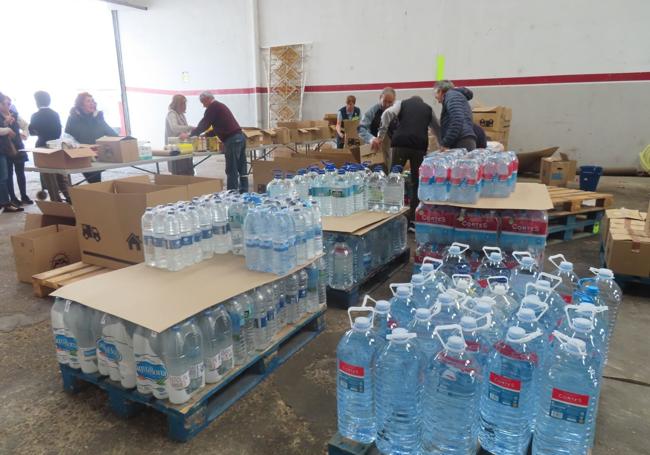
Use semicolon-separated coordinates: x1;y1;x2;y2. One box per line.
32;262;111;298
547;186;613;215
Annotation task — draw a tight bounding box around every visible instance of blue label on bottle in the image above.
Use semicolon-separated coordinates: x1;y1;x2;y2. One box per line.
181;235;193;246
286;295;298;307
144;235;154;246
278;296;286;310
166;238;182;250
298;289;307;299
488;372;521;407
153;237;165;247
549;388;589;424
259;240;272;251
267;309;275;321
212;225;228;236
98;340;121;362
136;360;167;382
254;316;267;328
202;228;213;240
331;188;351;198
193;232;202;243
338;360;365;392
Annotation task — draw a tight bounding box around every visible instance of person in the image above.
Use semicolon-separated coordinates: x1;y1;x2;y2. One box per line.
335;95;361;149
29;91;70;202
65;92;117;183
191;91;247;192
165;94;196;176
359;87;396;168
434;80;477;151
1;94;32;205
374;96;440;223
0;93;25;212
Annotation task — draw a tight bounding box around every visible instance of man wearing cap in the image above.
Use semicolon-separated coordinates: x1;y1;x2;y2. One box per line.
192;92;247;192
359;87;396;169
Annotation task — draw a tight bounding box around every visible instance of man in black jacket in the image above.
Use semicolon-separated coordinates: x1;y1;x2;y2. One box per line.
434;81;477;151
375;96;440;222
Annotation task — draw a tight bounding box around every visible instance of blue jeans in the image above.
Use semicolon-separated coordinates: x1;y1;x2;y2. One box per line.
223;132;248;192
0;156;10;205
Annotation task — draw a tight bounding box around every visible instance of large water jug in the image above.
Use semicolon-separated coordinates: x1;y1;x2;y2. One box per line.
198;305;234;384
362;295;395;349
422;329;481;455
510;251;539;299
407;307;441;360
330;238;354;290
410;273;431;309
518;294;554;339
557;304;609;361
441;242;471;277
533;332;602;455
483;276;519;321
476;247;510;288
367;166;386;211
431;292;462;328
51;298;71;366
63;301;97;373
374;328;423;455
336;307;379;443
587;267;623;338
463;296;504;347
134;326;168;399
420;257;452;299
479;326;544;455
548;254;579;304
388;284;416;328
162;319;204;404
528;275;564;327
459;314;492;369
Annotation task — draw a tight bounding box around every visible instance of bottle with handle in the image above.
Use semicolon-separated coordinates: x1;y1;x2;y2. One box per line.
388;283;416;328
548;254;579;304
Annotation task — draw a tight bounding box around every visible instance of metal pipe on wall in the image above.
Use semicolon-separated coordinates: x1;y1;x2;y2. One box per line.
111;9;131;135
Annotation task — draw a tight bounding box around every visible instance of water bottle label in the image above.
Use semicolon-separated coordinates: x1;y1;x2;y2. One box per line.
193;232;202;243
260;240;272;251
153;237;165;248
205;353;222;372
202;228;213;240
286;295;298;307
298;289;307;299
267;309;275;321
136;357;167;383
278;296;286;310
166;238;182;250
181;235;193;247
143;235;155;246
488;372;521;407
495;341;539;365
549;388;589;424
331;188;351;198
189;362;205;380
221;346;234;362
98;339;121;366
561;293;572;304
79;347;97;363
168;371;191;390
338;360;365;393
212;224;228;236
274;243;289;253
254;316;267;328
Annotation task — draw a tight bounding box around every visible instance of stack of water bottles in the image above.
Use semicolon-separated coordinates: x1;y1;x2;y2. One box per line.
325;216;408;290
418;148;519;204
336;251;623;455
266;162;406;217
51;262;327;405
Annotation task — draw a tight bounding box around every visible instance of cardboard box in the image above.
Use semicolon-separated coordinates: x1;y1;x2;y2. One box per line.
473;106;512;132
119;174;223;197
25;200;76;231
540;153;577;187
242;128;264;148
645;202;650;236
323;208;408;235
323;113;338;126
11;225;80;283
601;208;645;244
69;180;190;269
252;157;324;193
484;129;510;148
31;146;96;169
96;136;139;163
351;144;384;166
605;216;650;277
274;127;290;144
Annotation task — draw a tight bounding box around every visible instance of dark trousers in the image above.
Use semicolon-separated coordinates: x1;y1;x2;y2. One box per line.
391;146;425;221
7;159;27;201
223;132;248;193
454;136;477;151
0;155;9;204
83;171;102;184
40;173;71;202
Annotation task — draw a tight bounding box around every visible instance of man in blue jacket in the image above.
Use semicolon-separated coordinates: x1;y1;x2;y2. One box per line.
434;80;477;151
360;87;396;168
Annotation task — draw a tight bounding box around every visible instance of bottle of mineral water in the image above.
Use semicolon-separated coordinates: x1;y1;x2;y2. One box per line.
96;312;121;380
479;326;544;455
316;169;332;216
177;207;195;268
302;201;316;260
529;276;565;328
198;305;234;384
330;239;354;290
51;297;70;366
290;206;308;265
310;200;324;254
211;197;231;254
270;207;296;275
383;165;405;213
408;307;440;360
306;263;319;313
251;287;269;351
285;273;300;324
484;277;519;321
298;269;309;318
337;307;378;443
266;172;284;198
273;280;287;328
464;296;505;347
420;257;452;300
388;284;416;328
431;292;462;327
317;256;328;306
476;246;510;288
162;323;193;404
588;267;623;337
164;209;182;271
133;326;168;399
113;318;137;389
410;273;431;309
510;252;539;299
459;314;491;369
362;295;394;350
197;199;214;260
225;298;249;366
350;164;365;213
294;169;310;200
179;318;205;396
441;242;472;277
548;254;579;304
57;300;81;370
519;293;554;338
557;304;609;361
367;166;386;211
142;208;156;267
153;205;168;268
187;205;203;264
374;328;423;455
228;196;247;256
422;330;481;455
331;169;353;216
534;332;602;455
63;301;98;373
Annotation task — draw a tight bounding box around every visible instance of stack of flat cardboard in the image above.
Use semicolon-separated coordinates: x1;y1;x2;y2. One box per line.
602;205;650;278
473;105;512;148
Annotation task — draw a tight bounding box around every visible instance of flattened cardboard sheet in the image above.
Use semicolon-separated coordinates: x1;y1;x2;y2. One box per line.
428;182;553;210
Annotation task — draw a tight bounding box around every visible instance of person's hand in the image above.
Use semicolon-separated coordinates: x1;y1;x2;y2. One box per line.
371;137;382;151
5;115;15;125
337;130;344;138
440;146;448;152
179;132;189;140
20;133;27;140
7;129;16;139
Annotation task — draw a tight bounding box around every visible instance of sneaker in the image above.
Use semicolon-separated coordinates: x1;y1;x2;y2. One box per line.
21;196;34;205
10;198;22;207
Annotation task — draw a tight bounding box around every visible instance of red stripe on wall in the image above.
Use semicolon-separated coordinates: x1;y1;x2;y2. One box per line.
126;71;650;96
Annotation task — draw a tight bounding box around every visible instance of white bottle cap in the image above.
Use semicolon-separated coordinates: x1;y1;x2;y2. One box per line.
559;261;574;272
573;317;593;333
438;293;453;305
507;326;526;341
489;252;502;262
415;308;431;320
353;317;371;330
420;263;434;274
517;308;536;323
460;316;477;330
449;245;460;255
411;274;426;285
397;286;410;297
375;300;390;314
447;335;466;352
521;256;536;266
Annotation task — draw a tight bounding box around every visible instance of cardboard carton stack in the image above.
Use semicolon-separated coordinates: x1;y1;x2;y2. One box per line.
473;105;512;148
602;206;650;278
276;120;335;143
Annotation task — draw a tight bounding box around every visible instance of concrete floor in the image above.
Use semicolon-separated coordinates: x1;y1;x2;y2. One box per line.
0;158;649;454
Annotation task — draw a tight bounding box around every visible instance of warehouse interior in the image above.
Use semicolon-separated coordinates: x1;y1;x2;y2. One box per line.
1;1;650;454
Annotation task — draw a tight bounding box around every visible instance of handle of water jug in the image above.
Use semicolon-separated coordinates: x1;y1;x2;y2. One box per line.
347;306;375;328
446;288;467;303
433;323;465;351
473;312;493;332
422;256;444;272
452;274;473;287
389;283;413;296
361;295;378;308
552;330;587;355
482;246;502;258
507;328;543;344
451;242;470;254
537;272;562;290
487;275;509;291
589;266;600;276
512;250;532;265
548;254;567;270
460;296;478;314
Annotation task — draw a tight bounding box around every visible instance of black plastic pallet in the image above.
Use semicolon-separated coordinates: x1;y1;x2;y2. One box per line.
546;210;604;244
326;248;411;307
59;308;326;442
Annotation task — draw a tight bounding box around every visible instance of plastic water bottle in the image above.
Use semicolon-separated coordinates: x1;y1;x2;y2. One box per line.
408;307;440;360
198;306;234;384
510;251;539;298
431;292;462;327
529;275;565;327
133;326;168;399
225;298;249;366
285;273;300;324
519;294;554;338
383;165;405;213
258;207;274;273
142;208;156;267
449;158;481;204
330;239;354;290
211;197;231;254
164;209;182;271
374;328;423;454
484;277;519;321
108;318;137;389
315;169;332;216
185;318;206;394
388;284;416;328
588;267;623;337
349;165;365;213
187;205;203;263
196;199;214;260
534;331;602;455
266;171;284;198
548;254;579;304
310;200;324;255
63;301;98;373
271;207;296;275
367;166;386;211
272;280;286;328
305;264;319;313
293;169;309;200
558;304;609;363
240;292;256;359
152;206;168;268
290;206;308;265
420;257;452;300
422;330;480;455
263;284;279;339
250;287;269;351
441;242;472;276
336;307;378;443
228;196;247;255
363;295;394;348
479;326;544;455
331;169;351;216
459;315;491;369
96;312;122;380
302;202;316;260
476;247;510;288
177;207;194;268
51;298;71;366
297;269;308;318
162;321;197;404
410;273;431;309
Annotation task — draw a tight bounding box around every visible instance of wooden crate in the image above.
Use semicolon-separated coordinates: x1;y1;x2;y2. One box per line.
32;262;111;298
547;186;613;215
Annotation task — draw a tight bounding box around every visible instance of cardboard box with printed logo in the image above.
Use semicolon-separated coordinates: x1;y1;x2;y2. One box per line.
472;106;512;132
96;136;139;163
540;153;577;187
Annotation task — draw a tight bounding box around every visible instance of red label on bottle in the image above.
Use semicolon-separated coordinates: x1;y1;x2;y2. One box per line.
338;360;364;378
465;340;481;353
495;341;539;365
490;372;521;391
562;294;572;304
501;215;548;235
455;212;499;232
552;388;589;407
437;353;477;373
477;278;489;288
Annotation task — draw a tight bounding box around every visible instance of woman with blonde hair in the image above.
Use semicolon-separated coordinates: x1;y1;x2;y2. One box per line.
165;94;195;175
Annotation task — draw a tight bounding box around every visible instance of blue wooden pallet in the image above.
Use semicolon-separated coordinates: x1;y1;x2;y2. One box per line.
326;248;411;308
547;209;604;243
60;308;326;442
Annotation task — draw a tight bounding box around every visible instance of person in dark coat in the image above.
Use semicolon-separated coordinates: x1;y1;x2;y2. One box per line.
473;123;487;148
434;81;477;151
0;93;24;212
65;92;117;183
0;94;31;205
